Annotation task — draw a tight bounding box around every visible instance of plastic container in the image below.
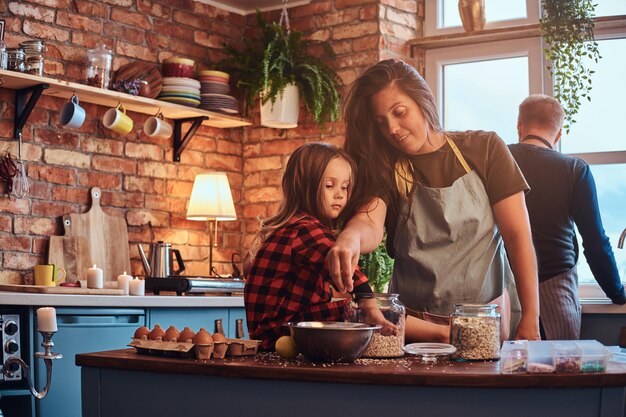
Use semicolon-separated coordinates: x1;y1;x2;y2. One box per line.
86;44;113;89
578;340;609;373
345;293;406;358
554;341;582;373
450;304;500;361
527;341;556;373
500;340;528;374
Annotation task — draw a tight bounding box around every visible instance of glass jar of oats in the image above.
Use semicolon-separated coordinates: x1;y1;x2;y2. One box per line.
450;303;500;361
345;293;405;358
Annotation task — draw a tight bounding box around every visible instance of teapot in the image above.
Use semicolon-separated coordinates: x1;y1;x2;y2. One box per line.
138;241;185;278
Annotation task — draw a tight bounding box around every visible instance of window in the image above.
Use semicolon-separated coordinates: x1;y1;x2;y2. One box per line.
423;7;626;291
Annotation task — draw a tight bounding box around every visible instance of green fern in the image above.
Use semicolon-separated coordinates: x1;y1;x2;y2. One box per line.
358;235;394;294
217;11;341;129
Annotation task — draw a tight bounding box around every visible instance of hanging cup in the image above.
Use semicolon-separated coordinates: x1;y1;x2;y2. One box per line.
103;104;133;134
143;112;173;139
59;93;86;129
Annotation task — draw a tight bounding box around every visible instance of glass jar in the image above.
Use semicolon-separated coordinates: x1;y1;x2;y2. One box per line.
6;47;25;72
86;44;113;89
345;293;405;358
450;303;500;361
0;41;7;70
20;39;46;76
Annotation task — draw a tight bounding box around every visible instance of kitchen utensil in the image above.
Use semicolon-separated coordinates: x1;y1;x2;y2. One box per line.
48;216;90;283
59;93;86;129
286;321;381;363
0;283;124;295
114;61;163;99
67;187;131;283
12;132;29;198
137;241;185;278
103;104;133;134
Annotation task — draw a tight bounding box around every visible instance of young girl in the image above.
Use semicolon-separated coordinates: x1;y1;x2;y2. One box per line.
244;142;448;350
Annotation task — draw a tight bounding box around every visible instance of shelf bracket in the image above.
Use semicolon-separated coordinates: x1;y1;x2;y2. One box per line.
14;84;49;140
173;116;209;162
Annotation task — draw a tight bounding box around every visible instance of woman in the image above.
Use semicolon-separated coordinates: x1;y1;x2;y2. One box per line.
327;59;540;340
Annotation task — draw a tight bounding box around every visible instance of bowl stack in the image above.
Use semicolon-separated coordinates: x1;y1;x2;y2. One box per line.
158;57;200;107
198;70;239;115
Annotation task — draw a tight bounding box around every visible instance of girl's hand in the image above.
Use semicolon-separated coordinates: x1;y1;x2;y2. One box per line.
327;233;360;293
358;298;397;335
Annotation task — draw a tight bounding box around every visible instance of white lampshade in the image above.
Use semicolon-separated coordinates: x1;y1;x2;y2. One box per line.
186;173;237;221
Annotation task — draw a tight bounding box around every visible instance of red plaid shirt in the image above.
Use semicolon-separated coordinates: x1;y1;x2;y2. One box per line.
244;213;369;350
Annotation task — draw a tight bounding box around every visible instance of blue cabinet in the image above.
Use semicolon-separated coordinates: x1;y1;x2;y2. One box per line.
34;308;145;417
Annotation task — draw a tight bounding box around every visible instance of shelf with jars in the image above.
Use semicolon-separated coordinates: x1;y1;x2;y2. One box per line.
0;69;251;161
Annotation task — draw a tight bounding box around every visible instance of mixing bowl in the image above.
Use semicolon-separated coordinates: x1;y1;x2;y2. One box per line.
286;321;381;363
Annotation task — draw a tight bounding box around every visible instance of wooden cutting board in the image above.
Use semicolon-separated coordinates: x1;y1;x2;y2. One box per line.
114;62;163;99
67;187;131;283
48;216;90;283
0;284;124;295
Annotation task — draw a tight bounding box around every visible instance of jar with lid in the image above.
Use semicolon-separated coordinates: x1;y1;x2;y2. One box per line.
86;44;113;89
344;293;405;358
6;47;25;73
450;303;500;361
0;41;7;70
20;39;45;76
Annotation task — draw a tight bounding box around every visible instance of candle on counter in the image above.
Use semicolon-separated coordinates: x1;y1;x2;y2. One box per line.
87;264;103;289
117;271;133;295
129;277;145;296
37;307;57;332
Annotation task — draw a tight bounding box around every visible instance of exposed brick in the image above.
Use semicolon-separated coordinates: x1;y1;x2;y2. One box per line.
123;176;166;194
2;252;43;270
242;203;268;219
0;270;23;285
244;186;281;204
80;137;124;155
103;22;146;44
380;21;417;39
116;41;158;61
31;201;75;217
153;19;194;43
137;0;171;19
127;209;170;227
193;31;224;49
137;161;177;179
8;3;55;23
14;217;56;236
100;191;144;209
28;165;75;185
44;149;90;168
0;234;31;251
177;245;210;262
125;142;163;161
173;9;207;29
23;20;70;42
51;186;91;204
178;149;204;166
56;10;102;32
165;180;193;198
0;196;30;215
111;7;151;29
35;129;79;147
244;156;283;172
154;229;188;245
92;155;136;175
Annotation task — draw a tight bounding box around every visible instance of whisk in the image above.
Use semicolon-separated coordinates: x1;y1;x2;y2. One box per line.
12;132;29;199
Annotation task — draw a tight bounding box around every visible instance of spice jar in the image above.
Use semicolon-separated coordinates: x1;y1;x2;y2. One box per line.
345;293;405;358
20;39;45;76
0;41;7;70
86;44;113;89
450;303;500;361
6;47;25;72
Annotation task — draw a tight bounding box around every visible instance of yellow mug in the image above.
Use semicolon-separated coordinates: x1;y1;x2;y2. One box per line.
103;104;133;134
34;264;66;287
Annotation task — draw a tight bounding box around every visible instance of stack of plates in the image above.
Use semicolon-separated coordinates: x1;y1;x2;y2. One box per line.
198;70;239;115
158;77;201;107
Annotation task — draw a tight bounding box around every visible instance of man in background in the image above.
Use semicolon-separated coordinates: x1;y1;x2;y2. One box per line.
509;94;625;340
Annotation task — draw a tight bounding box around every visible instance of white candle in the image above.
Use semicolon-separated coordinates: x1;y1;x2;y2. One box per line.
129;277;145;296
117;271;133;295
87;264;103;289
37;307;57;332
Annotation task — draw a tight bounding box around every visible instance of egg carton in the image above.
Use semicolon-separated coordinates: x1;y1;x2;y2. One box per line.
128;337;260;360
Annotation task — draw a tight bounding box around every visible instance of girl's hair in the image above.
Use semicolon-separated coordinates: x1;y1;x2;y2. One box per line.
342;59;442;228
249;142;356;257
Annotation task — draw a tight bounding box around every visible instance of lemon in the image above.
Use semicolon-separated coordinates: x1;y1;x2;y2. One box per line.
275;335;298;359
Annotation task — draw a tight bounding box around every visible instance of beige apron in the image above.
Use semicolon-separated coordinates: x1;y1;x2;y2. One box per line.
389;138;521;339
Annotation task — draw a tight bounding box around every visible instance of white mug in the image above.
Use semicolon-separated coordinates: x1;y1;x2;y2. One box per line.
143;114;173;139
59;94;86;129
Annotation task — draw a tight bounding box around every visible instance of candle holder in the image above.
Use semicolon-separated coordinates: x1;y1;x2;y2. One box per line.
1;330;62;399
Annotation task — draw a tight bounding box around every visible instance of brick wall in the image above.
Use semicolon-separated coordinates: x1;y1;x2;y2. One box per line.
0;0;423;284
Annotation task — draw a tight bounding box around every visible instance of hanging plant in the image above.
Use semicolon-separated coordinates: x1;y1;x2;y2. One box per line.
539;0;601;133
358;235;394;293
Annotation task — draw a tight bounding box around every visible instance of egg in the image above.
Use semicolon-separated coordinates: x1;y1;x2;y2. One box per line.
133;326;150;340
193;328;213;345
212;332;226;343
164;325;180;342
149;324;165;341
178;326;196;343
212;332;228;358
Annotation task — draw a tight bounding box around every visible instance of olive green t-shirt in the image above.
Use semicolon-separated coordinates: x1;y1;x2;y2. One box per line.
408;130;528;205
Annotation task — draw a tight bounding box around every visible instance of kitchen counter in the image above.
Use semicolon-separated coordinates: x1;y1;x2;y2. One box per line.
77;349;626;417
0;291;244;307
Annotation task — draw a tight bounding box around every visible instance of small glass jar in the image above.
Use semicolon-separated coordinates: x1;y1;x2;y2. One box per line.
86;44;113;89
0;41;7;70
345;293;405;358
450;303;500;361
6;47;25;72
20;39;46;76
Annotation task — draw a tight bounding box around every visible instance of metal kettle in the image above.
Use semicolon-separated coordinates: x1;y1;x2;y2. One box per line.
137;241;185;278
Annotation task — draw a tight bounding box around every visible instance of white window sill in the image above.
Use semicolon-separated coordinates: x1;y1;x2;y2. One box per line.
580;284;626;314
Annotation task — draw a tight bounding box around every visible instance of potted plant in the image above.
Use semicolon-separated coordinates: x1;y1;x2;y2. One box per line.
358;235;395;293
218;11;341;129
540;0;600;133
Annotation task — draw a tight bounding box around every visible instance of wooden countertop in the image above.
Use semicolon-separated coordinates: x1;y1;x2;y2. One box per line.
76;348;626;388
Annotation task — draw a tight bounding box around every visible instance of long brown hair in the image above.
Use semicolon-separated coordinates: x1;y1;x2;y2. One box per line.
249;142;356;257
343;59;442;228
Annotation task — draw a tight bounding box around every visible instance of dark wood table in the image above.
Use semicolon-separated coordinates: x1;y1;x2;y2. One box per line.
77;349;626;417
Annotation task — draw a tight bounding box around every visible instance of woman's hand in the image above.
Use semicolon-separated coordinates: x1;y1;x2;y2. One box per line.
327;198;387;293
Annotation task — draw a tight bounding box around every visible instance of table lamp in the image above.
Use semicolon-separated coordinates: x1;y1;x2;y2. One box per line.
186;172;237;276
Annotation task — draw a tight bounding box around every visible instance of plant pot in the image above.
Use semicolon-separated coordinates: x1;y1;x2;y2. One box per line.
260;84;299;129
458;0;485;32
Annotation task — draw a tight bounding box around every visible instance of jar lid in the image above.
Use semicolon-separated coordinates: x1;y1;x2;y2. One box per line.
404;343;456;364
88;44;113;55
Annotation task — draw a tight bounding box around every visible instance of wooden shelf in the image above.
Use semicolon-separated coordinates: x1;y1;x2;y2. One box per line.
0;69;250;129
409;15;626;54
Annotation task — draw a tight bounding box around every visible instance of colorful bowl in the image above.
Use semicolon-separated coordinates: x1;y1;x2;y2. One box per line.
163;63;195;78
